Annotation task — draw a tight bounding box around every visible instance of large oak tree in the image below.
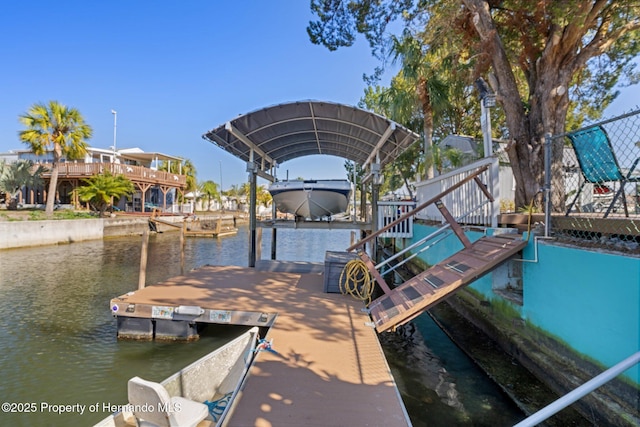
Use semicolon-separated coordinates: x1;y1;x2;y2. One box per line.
309;0;640;209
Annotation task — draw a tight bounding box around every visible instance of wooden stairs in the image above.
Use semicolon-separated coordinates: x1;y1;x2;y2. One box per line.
366;233;527;332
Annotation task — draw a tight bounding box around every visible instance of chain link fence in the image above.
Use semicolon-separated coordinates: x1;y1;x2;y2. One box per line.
548;109;640;253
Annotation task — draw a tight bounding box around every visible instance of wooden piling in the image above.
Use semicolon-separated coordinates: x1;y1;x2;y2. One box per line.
138;228;149;290
256;227;262;261
180;221;186;275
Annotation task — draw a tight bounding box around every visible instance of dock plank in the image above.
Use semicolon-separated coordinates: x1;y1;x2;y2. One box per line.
111;265;411;426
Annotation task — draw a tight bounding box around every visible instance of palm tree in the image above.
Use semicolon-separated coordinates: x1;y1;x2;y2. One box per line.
19;101;93;216
226;184;239;198
256;185;272;207
239;182;251;197
74;172;134;217
198;180;219;211
0;160;46;209
389;32;450;180
159;158;197;202
428;145;468;175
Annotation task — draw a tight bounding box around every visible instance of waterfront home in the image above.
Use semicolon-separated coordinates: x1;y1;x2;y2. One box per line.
0;146;187;212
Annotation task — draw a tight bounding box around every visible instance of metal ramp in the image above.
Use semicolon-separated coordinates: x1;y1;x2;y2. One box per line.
346;164;527;333
367;234;527;332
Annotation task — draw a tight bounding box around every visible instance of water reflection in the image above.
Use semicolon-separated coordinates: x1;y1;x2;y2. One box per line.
0;226;354;426
0;225;522;426
381;317;523;426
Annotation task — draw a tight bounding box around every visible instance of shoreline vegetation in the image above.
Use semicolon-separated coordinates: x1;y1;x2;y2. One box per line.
0;208;96;222
0;208;248;250
0;208;246;222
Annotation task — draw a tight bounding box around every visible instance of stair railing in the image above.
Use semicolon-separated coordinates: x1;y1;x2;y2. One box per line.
347;164;495;294
377;198;495;276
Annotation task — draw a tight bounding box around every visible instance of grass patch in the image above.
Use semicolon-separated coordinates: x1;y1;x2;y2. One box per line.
0;209;97;221
0;213;21;222
53;209;95;220
28;210;44;220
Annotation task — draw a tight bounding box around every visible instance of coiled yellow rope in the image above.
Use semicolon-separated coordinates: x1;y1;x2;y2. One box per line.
339;258;375;305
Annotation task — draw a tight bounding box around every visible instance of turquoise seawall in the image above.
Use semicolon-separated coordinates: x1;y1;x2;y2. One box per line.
406;224;639;385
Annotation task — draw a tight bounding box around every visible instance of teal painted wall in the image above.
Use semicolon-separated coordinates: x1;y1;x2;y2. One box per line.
405;224;639;385
523;240;639;385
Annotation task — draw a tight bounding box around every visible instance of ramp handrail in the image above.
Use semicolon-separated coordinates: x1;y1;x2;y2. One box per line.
376;198;494;276
346;164;492;252
513;351;640;427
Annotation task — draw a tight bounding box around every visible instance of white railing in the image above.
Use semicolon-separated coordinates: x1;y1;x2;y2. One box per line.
38;162;188;187
513;351;640;427
377;201;416;238
414;157;500;227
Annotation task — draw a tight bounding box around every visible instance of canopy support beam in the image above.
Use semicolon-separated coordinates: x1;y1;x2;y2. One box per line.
363;122;396;171
225;122;276;182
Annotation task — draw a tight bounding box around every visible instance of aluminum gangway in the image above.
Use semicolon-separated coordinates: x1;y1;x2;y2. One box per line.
347;164;527;333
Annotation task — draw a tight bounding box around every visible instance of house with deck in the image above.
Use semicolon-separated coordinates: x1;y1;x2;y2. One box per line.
1;147;188;212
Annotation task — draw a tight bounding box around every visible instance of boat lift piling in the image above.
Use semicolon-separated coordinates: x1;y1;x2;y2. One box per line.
248;152;258;268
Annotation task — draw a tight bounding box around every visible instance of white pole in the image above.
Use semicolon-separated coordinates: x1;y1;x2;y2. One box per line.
352;160;357;222
513;351;640;427
219;160;224;210
219;160;223;193
111;109;117;155
480;101;493;157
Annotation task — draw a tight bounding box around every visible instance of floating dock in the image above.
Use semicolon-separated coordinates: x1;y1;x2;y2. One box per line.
148;214;238;238
109;263;412;426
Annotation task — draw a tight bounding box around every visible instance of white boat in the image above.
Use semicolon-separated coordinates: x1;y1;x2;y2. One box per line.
269;179;352;220
94;327;259;427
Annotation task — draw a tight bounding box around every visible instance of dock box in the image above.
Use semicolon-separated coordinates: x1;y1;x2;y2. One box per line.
324;251;358;293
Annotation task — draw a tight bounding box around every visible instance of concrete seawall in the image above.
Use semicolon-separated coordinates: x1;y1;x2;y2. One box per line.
0;215;241;250
1;219;106;249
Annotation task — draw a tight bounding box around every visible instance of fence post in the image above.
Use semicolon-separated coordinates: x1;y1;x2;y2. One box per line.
544;133;552;238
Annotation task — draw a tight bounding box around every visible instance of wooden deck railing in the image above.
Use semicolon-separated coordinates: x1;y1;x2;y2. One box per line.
38;162;187;187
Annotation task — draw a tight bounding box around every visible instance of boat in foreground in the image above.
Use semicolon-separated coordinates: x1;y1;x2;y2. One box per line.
268;179;351;220
94;327;259;427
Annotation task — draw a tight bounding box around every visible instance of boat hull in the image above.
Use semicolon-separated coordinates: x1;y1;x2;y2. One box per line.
269;180;351;220
94;327;259;427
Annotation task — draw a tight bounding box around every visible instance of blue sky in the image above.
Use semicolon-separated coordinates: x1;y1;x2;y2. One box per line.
1;1;637;189
0;1;392;188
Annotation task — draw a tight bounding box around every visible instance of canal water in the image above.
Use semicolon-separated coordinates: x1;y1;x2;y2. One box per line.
0;225;523;426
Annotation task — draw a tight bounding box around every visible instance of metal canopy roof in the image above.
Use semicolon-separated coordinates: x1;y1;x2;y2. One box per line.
202;100;419;181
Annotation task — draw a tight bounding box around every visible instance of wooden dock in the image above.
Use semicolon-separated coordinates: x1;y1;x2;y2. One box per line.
148;215;239;238
109;264;412;426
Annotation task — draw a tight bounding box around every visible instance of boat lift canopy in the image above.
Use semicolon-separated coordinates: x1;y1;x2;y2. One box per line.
202;100;419;182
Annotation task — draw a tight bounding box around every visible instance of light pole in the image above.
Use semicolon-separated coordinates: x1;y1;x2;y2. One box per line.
474;78;495;158
475;78;498;227
219;160;223;211
111;110;117;156
219;160;223;193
